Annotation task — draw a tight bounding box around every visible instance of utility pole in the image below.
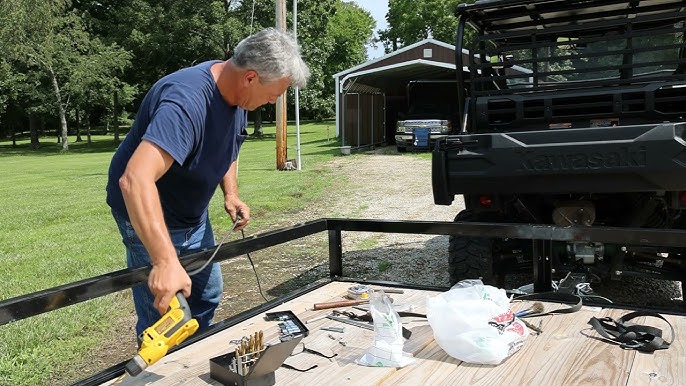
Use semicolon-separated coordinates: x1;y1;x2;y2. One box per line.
294;0;302;170
275;0;288;170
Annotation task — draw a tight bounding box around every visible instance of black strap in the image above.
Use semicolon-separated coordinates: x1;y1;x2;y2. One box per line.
302;346;338;359
512;292;583;316
587;311;674;353
281;363;318;372
290;344;338;359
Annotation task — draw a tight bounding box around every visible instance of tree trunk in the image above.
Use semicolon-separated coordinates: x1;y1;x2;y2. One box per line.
48;66;69;151
113;90;120;145
75;108;82;142
29;113;40;149
86;113;92;144
221;0;231;59
253;109;263;136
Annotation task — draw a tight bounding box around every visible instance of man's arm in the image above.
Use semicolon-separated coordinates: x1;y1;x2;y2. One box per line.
220;160;250;230
119;140;192;315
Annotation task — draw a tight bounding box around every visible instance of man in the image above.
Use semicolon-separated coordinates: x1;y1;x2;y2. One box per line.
106;28;310;335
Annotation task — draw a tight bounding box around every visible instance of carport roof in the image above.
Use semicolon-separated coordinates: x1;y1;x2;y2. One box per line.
334;38;466;95
339;59;460;94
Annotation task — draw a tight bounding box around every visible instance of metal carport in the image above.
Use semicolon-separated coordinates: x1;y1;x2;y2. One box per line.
333;39;465;151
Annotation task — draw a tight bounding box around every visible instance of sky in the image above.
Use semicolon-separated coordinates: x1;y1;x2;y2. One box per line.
350;0;389;59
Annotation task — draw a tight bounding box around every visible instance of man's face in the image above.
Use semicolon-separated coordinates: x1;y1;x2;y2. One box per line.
241;72;291;111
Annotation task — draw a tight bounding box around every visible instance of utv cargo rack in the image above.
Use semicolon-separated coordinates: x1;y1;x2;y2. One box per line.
454;0;686;131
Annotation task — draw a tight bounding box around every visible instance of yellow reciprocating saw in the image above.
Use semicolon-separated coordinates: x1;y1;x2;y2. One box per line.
124;292;199;376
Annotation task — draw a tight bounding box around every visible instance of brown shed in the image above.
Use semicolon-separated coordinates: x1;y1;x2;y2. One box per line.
333;39;468;150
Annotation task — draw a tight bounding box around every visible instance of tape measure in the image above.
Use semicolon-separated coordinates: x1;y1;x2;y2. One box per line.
347;285;373;300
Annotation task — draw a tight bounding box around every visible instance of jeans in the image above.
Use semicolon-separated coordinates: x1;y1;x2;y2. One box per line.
112;210;223;336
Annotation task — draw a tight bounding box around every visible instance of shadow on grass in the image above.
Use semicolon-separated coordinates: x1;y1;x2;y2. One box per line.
266;264;331;299
246;131;336;145
0;137;121;157
245;133;277;141
266;236;454;300
304;148;344;157
303;137;340;146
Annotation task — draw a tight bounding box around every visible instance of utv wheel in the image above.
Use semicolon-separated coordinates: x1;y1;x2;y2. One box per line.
448;210;495;286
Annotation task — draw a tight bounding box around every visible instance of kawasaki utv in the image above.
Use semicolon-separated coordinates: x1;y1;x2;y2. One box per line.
432;0;686;292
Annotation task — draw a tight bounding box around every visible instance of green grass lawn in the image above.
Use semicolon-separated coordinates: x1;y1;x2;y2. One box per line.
0;122;345;385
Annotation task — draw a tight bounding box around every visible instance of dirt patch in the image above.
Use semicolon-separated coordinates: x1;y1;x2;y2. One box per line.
309;149;465;285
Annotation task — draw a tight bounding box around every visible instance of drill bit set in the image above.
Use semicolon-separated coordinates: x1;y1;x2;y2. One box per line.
231;331;265;376
209;327;304;386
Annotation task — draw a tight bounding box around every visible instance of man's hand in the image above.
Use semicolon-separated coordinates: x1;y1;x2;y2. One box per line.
224;194;250;231
149;259;192;315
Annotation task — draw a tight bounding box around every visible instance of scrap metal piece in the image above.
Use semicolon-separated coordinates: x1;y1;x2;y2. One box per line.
325;315;373;330
320;326;345;333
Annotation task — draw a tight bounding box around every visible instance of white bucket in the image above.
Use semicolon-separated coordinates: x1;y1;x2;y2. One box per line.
340;146;351;155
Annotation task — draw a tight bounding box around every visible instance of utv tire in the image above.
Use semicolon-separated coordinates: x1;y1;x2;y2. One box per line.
397;146;407;153
448;210;495;286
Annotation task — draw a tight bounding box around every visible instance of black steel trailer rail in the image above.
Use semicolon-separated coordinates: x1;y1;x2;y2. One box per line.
4;218;686;327
2;218;686;385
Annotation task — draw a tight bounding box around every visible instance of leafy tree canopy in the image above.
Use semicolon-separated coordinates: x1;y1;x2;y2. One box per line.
0;0;377;141
379;0;468;52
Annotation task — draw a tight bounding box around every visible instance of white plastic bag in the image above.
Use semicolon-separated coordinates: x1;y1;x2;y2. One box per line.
356;291;415;367
426;279;528;365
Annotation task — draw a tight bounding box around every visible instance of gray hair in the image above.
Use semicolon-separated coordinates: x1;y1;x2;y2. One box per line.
233;28;310;88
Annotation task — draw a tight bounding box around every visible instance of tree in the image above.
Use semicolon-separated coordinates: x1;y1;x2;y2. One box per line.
0;59;21;128
379;0;466;52
212;0;372;121
0;0;59;146
236;0;374;121
321;1;375;111
66;36;132;145
0;58;33;145
1;0;131;150
77;0;230;99
0;0;378;142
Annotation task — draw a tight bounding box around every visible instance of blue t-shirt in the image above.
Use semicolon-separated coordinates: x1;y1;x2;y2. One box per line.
106;60;248;228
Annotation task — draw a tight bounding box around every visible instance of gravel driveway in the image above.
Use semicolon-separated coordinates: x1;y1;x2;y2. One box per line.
310;150;464;287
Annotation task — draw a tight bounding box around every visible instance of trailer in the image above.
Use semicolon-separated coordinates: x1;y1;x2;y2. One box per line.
1;218;685;385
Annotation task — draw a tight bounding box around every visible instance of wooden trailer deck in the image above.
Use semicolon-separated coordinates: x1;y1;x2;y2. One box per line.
101;281;684;386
